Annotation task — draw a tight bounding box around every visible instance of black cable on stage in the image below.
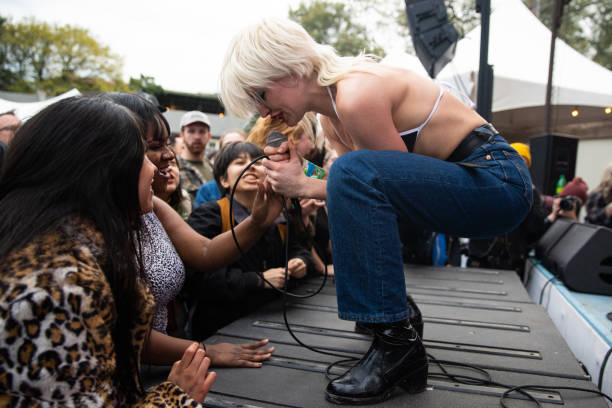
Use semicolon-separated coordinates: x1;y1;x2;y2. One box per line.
282;304;356;360
427;353;491;384
228;154;351;361
500;384;612;408
426;354;540;405
226;153;612;406
324;357;359;381
530;259;560;306
538;275;558;305
598;347;612;391
426;352;612;406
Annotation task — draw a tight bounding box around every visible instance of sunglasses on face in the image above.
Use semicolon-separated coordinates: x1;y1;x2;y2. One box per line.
253;89;266;105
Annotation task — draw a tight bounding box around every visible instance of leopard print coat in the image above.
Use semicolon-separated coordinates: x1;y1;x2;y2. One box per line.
0;216;201;407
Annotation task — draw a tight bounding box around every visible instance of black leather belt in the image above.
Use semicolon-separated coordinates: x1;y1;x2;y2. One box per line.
446;123;499;163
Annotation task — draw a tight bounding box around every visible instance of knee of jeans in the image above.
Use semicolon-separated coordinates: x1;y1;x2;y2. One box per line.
327;151;367;193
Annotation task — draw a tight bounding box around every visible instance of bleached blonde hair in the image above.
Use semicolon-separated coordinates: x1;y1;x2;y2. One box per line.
219;17;378;118
247;112;317;148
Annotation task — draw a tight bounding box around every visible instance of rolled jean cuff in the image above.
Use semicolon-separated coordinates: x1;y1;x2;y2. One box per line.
338;310;410;323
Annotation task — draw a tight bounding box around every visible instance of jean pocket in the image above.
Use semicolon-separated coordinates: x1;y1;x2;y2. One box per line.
455;161;490;169
502;150;533;202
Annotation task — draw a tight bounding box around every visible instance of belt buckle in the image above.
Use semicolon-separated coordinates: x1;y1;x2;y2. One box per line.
477;124;498;141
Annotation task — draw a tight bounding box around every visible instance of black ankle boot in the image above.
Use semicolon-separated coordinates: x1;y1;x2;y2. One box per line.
326;320;428;405
406;295;424;338
354;295;424;338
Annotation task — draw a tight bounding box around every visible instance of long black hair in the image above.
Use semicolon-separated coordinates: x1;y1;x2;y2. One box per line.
213;141;264;196
106;92;170;144
0;95;147;399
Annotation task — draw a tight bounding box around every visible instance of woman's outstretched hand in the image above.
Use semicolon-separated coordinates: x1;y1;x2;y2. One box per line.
205;339;275;368
250;181;283;227
167;342;216;403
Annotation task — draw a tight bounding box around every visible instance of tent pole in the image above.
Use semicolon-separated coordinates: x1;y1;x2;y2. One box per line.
476;0;493;122
545;0;569;134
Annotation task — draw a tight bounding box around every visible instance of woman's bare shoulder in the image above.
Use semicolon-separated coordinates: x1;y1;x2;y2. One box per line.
335;73;393;117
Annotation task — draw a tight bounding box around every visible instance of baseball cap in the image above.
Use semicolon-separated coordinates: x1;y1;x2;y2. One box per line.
180;111;210;128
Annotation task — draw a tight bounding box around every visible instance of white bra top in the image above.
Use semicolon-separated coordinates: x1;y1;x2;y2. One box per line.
326;86;444;152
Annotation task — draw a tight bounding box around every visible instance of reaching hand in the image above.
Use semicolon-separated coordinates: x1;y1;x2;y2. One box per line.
288;257;307;279
321;263;334;277
205;339;275;368
263;267;290;289
299;198;326;226
250;182;283;228
167;342;216;403
263;141;308;198
300;198;325;216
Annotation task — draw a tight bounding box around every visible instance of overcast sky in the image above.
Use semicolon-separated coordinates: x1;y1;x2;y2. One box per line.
2;0;305;94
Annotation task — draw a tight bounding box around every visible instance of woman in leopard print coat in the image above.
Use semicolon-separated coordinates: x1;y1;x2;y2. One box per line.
0;96;214;406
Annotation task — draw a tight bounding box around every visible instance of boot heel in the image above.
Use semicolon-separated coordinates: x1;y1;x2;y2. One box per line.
414;322;424;340
399;364;428;394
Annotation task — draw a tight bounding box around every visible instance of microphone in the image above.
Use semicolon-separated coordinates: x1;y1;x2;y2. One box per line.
265;131;326;180
266;130;287;148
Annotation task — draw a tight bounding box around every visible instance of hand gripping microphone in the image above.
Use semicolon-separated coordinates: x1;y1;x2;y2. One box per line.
265;130;288;148
265;130;326;179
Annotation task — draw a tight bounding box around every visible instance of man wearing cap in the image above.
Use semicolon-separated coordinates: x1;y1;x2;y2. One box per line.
177;111;214;205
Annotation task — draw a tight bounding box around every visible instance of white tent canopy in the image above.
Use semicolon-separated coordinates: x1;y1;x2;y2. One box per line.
0;88;81;121
383;0;612;140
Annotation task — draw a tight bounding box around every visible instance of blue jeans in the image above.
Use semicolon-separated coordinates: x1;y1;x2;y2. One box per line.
326;135;532;322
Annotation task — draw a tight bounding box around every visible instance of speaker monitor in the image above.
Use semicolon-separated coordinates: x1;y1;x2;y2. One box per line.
404;0;459;78
529;134;578;197
537;220;612;296
535;218;574;259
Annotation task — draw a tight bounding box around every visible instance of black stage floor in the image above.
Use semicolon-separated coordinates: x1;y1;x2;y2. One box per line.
143;265;608;407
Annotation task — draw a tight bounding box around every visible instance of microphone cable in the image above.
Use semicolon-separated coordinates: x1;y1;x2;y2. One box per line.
228;154;329;299
426;352;612;407
228;153;355;360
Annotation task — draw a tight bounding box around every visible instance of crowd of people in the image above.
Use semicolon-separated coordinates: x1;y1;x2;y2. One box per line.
0;88;335;405
1;16;611;407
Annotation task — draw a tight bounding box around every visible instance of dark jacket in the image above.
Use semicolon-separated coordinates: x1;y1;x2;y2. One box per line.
185;197;314;340
585;191;612;228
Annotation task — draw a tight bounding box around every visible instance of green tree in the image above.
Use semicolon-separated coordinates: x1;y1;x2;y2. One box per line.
129;74;164;95
54;25;123;80
289;0;385;57
0;16;135;95
590;1;612;69
308;0;478;56
38;70;131;95
524;0;612;70
392;0;479;52
0;16;18;89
